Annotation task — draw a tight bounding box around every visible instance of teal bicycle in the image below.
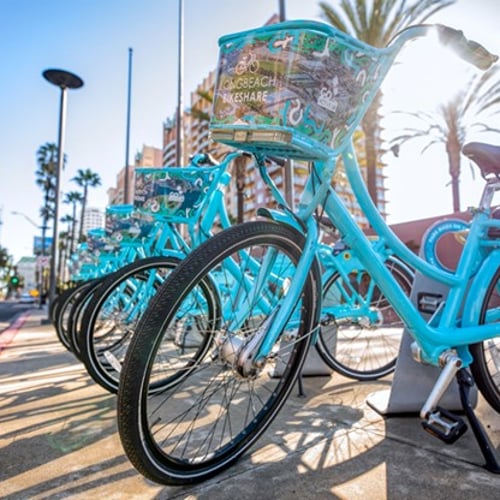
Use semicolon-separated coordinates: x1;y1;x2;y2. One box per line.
53;203;162;355
79;147;413;394
116;19;500;484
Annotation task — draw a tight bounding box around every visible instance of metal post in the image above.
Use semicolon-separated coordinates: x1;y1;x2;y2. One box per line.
176;0;184;166
124;48;133;204
278;0;286;21
48;85;67;311
278;0;294;209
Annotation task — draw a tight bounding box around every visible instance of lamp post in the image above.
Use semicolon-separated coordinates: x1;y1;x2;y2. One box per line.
124;48;133;204
11;210;48;308
43;69;83;315
176;0;184;166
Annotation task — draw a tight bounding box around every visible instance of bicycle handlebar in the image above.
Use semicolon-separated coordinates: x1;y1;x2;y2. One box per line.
436;24;498;70
390;24;497;71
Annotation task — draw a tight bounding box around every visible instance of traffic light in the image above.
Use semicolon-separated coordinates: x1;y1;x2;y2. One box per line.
9;275;20;287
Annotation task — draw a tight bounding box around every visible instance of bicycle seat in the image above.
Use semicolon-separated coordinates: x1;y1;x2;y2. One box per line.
462;142;500;178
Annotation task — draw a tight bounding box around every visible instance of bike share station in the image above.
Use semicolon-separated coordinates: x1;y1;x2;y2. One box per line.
366;218;477;415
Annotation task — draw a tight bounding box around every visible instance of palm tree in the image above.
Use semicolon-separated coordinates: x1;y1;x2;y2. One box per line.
72;168;102;242
63;191;83;253
0;245;12;284
35;142;59;250
390;67;500;212
319;0;455;205
57;230;70;286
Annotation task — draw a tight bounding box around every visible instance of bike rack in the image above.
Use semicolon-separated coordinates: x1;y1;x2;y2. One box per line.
367;221;477;415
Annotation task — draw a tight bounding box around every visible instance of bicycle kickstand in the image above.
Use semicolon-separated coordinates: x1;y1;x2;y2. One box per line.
457;368;500;473
296;368;306;398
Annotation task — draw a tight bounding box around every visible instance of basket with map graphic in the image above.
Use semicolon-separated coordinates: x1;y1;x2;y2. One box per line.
105;204;157;246
87;227;118;256
134;166;218;223
210;20;397;160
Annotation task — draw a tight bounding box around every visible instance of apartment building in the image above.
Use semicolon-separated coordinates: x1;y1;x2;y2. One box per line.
81;207;104;235
108;144;164;205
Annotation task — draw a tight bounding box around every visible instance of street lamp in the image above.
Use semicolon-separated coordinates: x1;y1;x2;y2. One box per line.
11;211;40;229
43;68;83;314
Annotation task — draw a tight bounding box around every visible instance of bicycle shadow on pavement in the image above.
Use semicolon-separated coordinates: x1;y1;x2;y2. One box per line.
1;321;499;500
156;375;500;500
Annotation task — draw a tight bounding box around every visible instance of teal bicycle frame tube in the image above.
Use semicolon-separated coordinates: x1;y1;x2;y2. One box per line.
255;214;321;362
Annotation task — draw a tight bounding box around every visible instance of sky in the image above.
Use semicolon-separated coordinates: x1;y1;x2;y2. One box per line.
0;0;499;262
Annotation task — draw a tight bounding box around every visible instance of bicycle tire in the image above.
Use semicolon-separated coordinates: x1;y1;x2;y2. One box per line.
316;257;413;380
79;256;181;394
471;265;500;412
49;289;67;325
67;276;108;358
54;280;97;353
117;220;321;485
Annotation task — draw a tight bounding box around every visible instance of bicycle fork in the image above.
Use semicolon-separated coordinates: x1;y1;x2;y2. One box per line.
420;351;500;473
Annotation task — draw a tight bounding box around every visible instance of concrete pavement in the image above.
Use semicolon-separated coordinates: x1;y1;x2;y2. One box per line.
0;308;499;499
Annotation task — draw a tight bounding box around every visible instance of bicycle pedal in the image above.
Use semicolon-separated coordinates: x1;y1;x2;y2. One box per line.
421;406;468;444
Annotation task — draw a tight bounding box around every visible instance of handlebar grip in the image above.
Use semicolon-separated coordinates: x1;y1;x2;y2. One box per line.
436;24;498;70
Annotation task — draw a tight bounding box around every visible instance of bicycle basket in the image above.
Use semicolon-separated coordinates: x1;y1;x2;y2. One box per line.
210;20;395;160
134;166;217;223
87;227;117;256
105;204;156;246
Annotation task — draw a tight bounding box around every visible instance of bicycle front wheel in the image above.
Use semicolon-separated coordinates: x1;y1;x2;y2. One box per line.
117;220;321;485
472;265;500;412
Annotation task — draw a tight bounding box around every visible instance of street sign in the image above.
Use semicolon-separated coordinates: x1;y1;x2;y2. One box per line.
33;236;53;255
36;256;50;269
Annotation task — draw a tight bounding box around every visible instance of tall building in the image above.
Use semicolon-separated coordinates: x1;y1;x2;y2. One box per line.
107;144;163;205
159;68;386;228
15;256;37;292
81;207;104;235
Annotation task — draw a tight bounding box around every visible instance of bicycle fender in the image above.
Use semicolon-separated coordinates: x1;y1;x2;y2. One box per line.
256;207;304;233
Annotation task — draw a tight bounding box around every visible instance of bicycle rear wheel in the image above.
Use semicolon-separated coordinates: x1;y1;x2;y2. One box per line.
316;258;413;380
117;220;321;485
472;265;500;412
79;256;181;393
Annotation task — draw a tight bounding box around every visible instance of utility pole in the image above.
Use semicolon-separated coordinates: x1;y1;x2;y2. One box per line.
176;0;185;166
124;47;133;204
278;0;295;209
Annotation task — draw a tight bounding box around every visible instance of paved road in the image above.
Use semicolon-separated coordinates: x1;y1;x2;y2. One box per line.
0;300;36;332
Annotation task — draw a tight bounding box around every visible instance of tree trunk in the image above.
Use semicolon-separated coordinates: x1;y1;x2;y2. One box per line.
79;187;88;242
361;94;382;208
446;135;462;213
71;203;77;254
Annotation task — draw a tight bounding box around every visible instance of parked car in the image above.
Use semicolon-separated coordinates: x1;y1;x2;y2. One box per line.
19;293;36;304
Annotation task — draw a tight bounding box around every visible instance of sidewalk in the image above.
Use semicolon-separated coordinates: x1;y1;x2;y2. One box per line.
0;309;499;499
